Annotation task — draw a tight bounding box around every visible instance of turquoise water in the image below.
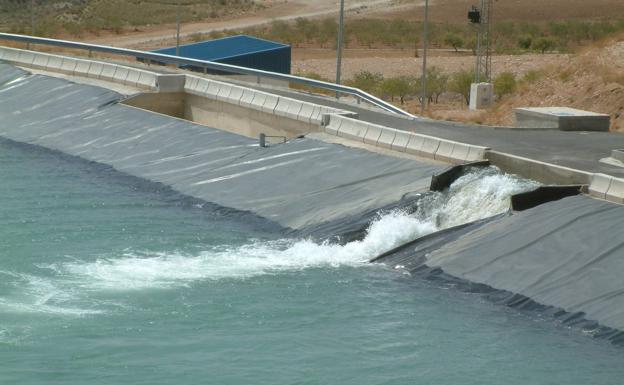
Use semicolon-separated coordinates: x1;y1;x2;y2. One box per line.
1;139;624;385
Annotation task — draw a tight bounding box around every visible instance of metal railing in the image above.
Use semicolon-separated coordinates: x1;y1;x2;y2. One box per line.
0;32;415;119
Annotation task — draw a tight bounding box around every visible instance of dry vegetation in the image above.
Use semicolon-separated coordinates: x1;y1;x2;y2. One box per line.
0;0;258;37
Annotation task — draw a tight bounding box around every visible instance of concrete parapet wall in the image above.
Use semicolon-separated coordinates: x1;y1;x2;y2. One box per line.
0;46;168;91
183;75;356;128
487;151;593;186
324;115;489;164
589;174;624;204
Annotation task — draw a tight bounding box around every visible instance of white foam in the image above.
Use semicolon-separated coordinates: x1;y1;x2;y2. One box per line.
10;167;539;299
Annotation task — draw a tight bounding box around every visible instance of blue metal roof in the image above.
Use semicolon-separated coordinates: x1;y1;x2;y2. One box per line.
152;35;289;61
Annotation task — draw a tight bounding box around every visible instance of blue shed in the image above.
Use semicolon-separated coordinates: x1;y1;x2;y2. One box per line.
151;35;291;74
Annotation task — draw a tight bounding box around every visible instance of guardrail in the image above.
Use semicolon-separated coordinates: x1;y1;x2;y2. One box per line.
0;32;415;119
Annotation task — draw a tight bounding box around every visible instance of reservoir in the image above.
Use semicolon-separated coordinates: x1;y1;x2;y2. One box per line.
2;138;624;385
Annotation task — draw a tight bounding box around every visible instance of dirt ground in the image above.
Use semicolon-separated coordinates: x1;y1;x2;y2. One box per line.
293;49;570;79
380;0;624;23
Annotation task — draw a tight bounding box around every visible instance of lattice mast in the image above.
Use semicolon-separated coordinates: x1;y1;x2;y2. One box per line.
469;0;493;83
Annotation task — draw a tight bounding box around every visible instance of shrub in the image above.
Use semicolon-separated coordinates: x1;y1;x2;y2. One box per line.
493;72;517;98
517;35;532;50
532;37;556;53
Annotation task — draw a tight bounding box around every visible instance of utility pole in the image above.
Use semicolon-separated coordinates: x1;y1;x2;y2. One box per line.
176;0;181;57
335;0;345;95
31;0;36;36
420;0;429;116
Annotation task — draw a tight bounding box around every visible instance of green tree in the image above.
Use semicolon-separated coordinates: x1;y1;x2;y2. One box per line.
450;70;474;105
380;76;412;104
426;67;449;103
346;71;383;94
444;33;464;52
517;35;532;50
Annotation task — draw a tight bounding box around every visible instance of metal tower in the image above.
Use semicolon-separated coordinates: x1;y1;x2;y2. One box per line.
471;0;493;83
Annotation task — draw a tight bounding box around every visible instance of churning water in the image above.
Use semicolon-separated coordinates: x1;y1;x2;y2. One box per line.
1;139;623;385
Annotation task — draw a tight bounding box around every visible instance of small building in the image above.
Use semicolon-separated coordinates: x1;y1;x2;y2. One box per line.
151;35;291;74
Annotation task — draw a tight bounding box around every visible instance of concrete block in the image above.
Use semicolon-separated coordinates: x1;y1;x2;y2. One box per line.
309;105;323;125
216;84;233;102
112;66;130;83
273;98;291;117
225;86;244;104
0;48;8;61
466;145;488;161
60;58;77;74
286;100;303;120
469;82;493;110
17;50;35;65
363;123;383;145
338;119;368;142
125;70;142;87
157;74;186;93
376;127;397;149
73;59;91;76
46;55;63;71
185;76;200;93
239;89;256;108
87;62;104;79
391;131;411;152
250;92;267;110
605;177;624;204
420;136;441;158
197;79;211;94
99;63;117;81
31;53;49;69
405;134;425;155
449;142;471;162
205;81;222;99
589;173;613;200
137;71;157;89
434;140;455;162
324;115;343;135
298;103;316;124
514;107;610;132
3;48;20;63
261;94;279;113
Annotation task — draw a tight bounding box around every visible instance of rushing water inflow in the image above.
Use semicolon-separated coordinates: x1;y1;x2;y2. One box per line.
1;139;624;385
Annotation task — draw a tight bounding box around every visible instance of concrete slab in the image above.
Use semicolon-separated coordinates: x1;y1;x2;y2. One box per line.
450;142;471;162
87;62;104;79
60;58;77;74
286;100;303;120
250;92;267;110
239;89;256;108
363;123;383;145
391;130;411;152
405;134;425;156
434;140;455;162
515;107;610;132
421;136;441;157
73;60;91;77
324;115;343;136
297;103;316;124
606;177;624;203
376;127;397;149
226;86;244;104
261;94;279;114
31;53;49;69
46;55;63;71
216;84;233;102
205;81;222;99
17;51;35;65
338;119;368;142
112;66;130;83
99;63;117;81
